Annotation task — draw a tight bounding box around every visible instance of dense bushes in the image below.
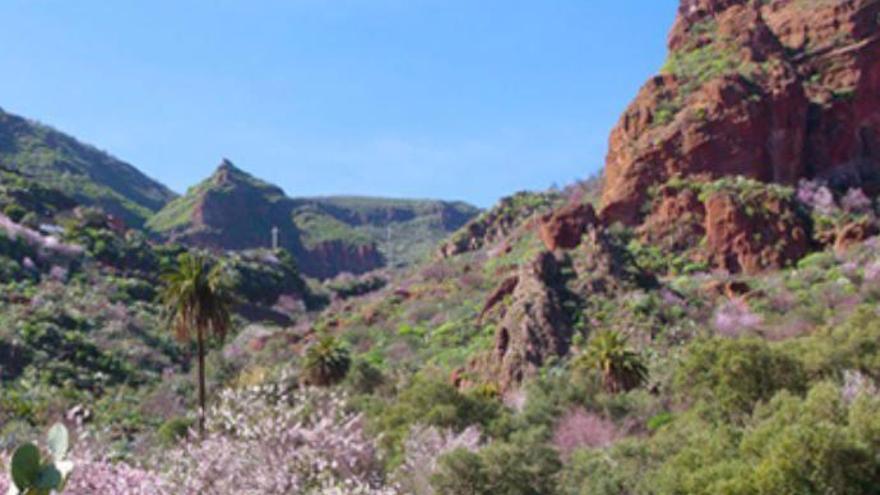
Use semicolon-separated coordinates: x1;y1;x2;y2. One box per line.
674;337;806;419
368;375;504;466
226;249;308;306
432;429;560;495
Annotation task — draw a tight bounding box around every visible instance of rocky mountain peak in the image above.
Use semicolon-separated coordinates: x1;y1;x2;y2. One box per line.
213;158;238;184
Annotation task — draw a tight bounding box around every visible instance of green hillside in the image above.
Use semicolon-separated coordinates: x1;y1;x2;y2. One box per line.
292;196;480;267
147;162;480;276
0;107;175;226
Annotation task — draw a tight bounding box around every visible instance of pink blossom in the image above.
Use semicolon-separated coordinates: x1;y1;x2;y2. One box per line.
842;370;878;403
65;458;168;494
552;408;619;460
397;425;482;494
840;188;873;215
797;179;836;216
0;214;84;262
714;298;763;337
864;261;880;283
0;451;166;495
160;385;398;494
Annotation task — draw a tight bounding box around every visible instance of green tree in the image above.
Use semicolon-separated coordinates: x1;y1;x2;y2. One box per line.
575;331;647;393
303;334;351;387
431;449;488;495
431;429;561;495
675;337;805;420
161;252;231;433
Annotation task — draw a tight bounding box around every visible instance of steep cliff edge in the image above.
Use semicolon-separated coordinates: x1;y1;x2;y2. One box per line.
601;0;880;225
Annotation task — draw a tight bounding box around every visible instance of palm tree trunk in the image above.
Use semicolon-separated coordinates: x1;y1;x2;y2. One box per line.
197;325;207;434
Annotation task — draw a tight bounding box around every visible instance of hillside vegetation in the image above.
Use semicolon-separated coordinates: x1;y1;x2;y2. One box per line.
147;160;480;277
0;107;175;226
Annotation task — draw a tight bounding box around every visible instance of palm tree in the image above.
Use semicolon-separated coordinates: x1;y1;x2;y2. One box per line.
303;334;351;387
161;252;231;433
576;330;647;393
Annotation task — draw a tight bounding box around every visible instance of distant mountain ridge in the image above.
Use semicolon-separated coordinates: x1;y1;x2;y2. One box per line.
148;160;480;277
0;107;176;226
0;105;479;278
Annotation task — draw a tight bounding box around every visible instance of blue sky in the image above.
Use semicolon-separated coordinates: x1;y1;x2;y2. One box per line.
0;1;677;207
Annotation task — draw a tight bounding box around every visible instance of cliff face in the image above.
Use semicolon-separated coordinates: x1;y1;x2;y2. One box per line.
297;240;385;280
601;0;880;225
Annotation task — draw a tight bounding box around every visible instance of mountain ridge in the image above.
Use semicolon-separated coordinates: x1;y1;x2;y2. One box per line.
148;159;481;277
0;106;176;226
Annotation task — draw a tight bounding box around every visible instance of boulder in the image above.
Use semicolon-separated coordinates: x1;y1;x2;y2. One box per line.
538;203;599;251
703;191;810;274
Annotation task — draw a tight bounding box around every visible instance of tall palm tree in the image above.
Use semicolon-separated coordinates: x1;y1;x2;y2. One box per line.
161;252;231;433
575;330;647;394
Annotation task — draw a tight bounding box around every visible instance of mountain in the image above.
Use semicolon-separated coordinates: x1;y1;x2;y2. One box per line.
4;1;880;493
0;107;176;226
601;0;880;225
147;160;480;278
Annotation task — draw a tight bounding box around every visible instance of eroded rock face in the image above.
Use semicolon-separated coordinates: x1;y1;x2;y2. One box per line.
299;240;384;280
637;185;707;252
703;191;811;274
637;181;812;274
479;275;519;322
440;192;558;258
602;0;880;225
459;252;572;391
538;202;599;251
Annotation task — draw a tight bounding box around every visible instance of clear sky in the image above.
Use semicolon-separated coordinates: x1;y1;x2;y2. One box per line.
0;1;677;207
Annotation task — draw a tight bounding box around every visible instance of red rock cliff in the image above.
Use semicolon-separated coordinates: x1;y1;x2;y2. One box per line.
602;0;880;225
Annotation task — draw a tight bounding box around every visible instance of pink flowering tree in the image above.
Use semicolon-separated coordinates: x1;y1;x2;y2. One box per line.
552;408;619;460
159;383;398;494
713;298;763;337
395;425;482;495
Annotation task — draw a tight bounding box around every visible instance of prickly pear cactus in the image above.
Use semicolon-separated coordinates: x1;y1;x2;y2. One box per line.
5;423;74;495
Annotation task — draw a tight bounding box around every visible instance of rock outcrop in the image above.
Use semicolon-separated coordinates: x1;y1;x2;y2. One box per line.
538;202;599;251
702;190;811;274
440;191;560;258
457;252;573;391
299;240;385;280
601;0;880;225
834;218;880;253
478;275;519;322
637;179;812;274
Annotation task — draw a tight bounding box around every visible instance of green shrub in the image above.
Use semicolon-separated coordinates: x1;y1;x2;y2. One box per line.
431;449;488;495
157;416;194;445
575;331;647;394
370;374;503;466
3;204;27;223
431;429;561;495
344;359;385;395
675;337;806;420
